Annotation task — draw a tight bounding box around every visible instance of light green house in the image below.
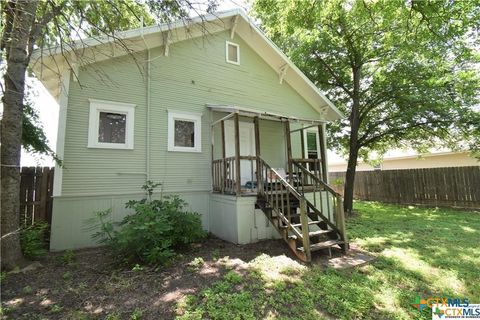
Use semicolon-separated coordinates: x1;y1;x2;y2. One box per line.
32;10;347;262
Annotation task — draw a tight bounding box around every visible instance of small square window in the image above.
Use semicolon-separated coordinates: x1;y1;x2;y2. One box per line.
168;111;202;152
226;41;240;65
88;99;135;149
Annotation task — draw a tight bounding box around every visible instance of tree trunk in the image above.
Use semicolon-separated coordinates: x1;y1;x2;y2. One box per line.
343;141;359;214
1;0;39;270
343;64;362;214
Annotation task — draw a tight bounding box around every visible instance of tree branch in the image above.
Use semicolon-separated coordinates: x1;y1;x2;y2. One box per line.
1;1;16;57
359;119;448;148
312;51;353;98
27;0;66;63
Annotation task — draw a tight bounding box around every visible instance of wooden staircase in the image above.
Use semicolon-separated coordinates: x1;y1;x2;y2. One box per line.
256;158;348;262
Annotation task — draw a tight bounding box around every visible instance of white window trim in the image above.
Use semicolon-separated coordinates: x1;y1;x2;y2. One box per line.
168;111;202;153
87;99;135;149
225;41;240;65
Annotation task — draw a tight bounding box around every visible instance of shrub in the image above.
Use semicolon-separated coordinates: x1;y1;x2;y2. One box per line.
20;222;49;258
93;181;206;265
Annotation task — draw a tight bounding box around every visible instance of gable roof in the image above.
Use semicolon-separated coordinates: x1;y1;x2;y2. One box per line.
31;9;344;121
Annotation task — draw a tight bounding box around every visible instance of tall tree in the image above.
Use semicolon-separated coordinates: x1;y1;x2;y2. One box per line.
0;0;213;270
252;0;480;213
1;0;39;270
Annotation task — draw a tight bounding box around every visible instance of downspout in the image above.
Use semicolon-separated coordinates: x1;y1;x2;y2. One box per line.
141;17;151;181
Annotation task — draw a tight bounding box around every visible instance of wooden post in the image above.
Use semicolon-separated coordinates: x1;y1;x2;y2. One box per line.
284;120;293;182
211;123;215;192
335;196;349;253
221;120;226;194
234;113;241;195
37;167;50;222
33;166;42;222
300;127;305;159
299;198;311;262
318;124;328;182
254;117;261;194
46;168;54;224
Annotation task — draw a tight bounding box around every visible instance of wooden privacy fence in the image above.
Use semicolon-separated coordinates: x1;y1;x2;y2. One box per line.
19;167;54;228
329;166;480;209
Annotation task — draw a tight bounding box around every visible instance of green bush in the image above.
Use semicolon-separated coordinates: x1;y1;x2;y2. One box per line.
93;181;206;265
20;222;49;258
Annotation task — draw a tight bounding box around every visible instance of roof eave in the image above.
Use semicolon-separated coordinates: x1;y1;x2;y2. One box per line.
31;9;345;120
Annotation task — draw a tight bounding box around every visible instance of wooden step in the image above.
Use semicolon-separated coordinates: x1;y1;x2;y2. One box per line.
297;240;343;252
257;201;299;208
291;220;321;227
288;229;333;240
308;229;333;237
267;185;317;193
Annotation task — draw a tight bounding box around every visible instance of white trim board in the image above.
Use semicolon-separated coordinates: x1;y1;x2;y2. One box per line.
52;70;71;197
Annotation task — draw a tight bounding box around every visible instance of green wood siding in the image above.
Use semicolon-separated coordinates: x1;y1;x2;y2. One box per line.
62;30;318;196
63;52;148;196
50;191;210;251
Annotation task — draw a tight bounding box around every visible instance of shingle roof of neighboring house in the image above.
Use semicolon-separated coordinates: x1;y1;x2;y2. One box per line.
31;9;344;121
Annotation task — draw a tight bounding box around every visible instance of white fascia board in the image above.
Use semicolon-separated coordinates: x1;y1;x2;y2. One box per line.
30;9;244;61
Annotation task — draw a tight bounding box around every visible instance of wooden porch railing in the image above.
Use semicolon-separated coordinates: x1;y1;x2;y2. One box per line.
291;158;324;181
212;156;348;260
212;155;258;195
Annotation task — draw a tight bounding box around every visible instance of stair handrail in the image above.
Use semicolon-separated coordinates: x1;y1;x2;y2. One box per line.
291;160;340;196
291;160;348;250
258;157;311;260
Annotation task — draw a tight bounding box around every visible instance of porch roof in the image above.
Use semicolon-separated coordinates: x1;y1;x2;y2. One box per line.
207;104;327;125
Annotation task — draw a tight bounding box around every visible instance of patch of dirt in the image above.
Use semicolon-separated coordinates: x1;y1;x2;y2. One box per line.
0;238;291;319
1;238;370;319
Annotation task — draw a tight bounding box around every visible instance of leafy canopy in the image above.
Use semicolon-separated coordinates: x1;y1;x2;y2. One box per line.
252;0;480;160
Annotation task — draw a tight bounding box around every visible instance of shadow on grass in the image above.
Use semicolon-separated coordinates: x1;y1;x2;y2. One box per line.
2;202;478;320
176;251;439;320
349;201;480;300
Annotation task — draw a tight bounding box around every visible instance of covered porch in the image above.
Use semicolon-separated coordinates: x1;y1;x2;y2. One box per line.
209;105;329;196
208;105;348;262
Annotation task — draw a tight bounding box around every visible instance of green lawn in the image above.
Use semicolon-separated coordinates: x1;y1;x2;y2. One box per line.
176;202;480;320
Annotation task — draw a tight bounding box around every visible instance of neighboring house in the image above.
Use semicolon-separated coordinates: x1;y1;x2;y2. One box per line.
31;10;347;262
329;150;479;172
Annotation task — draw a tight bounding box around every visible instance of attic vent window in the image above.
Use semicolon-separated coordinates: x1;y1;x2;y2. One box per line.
226;41;240;65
